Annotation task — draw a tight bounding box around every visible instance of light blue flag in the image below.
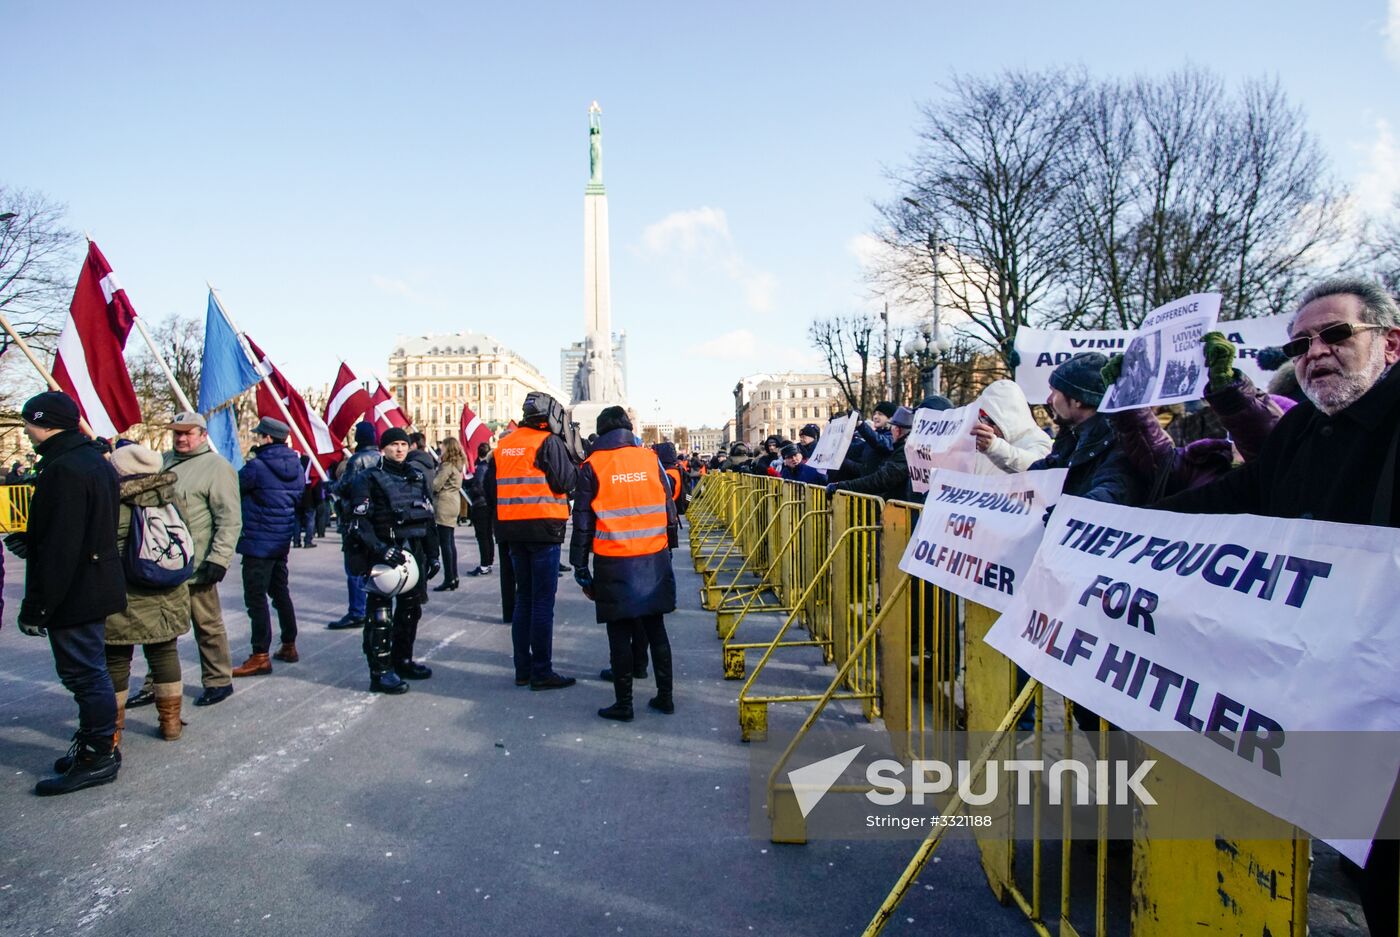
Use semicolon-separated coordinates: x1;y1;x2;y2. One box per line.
198;292;260;461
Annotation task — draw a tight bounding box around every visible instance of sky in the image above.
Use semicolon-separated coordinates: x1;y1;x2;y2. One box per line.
6;0;1399;429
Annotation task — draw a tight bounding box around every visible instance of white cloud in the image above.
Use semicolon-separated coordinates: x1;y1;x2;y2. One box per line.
638;207;777;313
688;328;758;360
370;274;426;302
1386;0;1400;64
1355;118;1400;212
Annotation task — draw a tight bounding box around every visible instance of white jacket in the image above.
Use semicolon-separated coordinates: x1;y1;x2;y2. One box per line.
974;380;1052;474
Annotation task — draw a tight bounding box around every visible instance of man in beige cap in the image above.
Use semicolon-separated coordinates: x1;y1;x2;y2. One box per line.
130;412;241;709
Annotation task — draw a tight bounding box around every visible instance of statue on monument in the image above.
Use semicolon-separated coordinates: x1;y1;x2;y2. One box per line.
588;100;603;187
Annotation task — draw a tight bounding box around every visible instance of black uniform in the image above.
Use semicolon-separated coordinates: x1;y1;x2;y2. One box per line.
343;458;440;689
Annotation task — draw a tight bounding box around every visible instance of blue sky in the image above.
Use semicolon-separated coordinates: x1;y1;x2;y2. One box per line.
6;1;1398;428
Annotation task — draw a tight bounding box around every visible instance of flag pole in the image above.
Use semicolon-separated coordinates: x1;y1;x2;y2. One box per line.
0;311;98;439
206;284;330;483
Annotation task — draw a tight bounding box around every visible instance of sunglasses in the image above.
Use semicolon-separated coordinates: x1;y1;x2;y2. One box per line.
1282;322;1387;359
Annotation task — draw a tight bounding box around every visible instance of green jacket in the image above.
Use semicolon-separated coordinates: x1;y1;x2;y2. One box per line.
105;472;192;645
162;441;241;583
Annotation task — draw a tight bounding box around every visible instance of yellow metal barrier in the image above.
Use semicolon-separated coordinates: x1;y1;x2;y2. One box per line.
0;484;32;533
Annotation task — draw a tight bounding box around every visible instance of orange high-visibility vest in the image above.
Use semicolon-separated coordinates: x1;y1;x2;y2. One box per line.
698;464;708;476
495;427;569;523
664;466;683;504
586;446;669;557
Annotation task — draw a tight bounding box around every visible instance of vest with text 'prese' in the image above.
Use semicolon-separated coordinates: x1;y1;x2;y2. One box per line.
587;447;669;557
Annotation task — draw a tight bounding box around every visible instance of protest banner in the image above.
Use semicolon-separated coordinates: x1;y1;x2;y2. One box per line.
983;496;1400;863
807;411;857;472
905;405;980;494
1098;293;1221;413
898;468;1068;611
1014;327;1132;403
1219;313;1289;390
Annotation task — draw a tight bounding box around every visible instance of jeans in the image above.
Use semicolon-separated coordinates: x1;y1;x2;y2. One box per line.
436;525;458;583
48;621;117;745
509;542;560;681
242;554;297;653
345;553;367;618
295;506;316;545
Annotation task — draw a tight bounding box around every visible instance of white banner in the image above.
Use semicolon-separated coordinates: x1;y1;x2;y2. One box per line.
1098;293;1221;413
899;468;1068;612
1219;313;1289;391
807;412;858;472
1014;327;1132;404
984;496;1400;864
905;405;980;494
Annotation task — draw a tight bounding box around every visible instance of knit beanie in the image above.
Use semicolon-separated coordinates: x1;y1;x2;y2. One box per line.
1049;352;1109;408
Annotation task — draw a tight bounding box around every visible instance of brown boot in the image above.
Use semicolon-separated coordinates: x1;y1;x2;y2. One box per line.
271;642;299;663
232;652;272;677
154;682;185;740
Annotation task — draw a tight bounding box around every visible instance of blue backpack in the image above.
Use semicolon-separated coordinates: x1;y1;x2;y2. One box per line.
124;500;196;589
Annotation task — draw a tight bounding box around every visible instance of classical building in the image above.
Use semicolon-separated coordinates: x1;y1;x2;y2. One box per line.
688;425;727;455
734;372;844;446
388;332;563;444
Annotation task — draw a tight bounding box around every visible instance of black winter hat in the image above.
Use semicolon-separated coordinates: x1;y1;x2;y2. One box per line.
917;395;953;412
779;443;800;458
1049;352;1109;408
22;391;80;430
354;420;378;447
655;441;678;463
799;423;820;440
380;427;411;447
874;401;897;419
596;406;633;435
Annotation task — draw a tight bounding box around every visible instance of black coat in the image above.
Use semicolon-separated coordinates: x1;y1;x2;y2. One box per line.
1027;413;1145;506
830;435;911;502
18;430;125;630
570;429;678;623
1157;363;1400;524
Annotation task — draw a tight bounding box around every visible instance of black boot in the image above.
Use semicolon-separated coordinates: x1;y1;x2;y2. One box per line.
370;671;409;695
599;672;634;720
394;660;432;679
36;738;119;796
600;666;648;682
648;623;675;714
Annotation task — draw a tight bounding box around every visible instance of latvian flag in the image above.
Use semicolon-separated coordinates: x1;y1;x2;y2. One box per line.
367;380;410;431
245;335;339;475
459;402;493;473
324;363;372;445
51;241;142;437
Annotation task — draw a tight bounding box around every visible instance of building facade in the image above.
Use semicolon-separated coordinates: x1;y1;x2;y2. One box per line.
688;426;727;455
734;372;844;446
388;332;563;446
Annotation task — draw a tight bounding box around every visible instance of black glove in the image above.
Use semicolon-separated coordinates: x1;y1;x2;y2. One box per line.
197;560;227;583
381;545;406;566
17;616;46;637
4;533;28;560
573;566;595;600
427;560;442;580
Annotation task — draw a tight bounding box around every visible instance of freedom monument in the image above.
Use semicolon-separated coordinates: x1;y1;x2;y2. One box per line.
569;101;630;435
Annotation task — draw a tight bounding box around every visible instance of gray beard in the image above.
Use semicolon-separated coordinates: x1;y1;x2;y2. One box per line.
1302;343;1388;415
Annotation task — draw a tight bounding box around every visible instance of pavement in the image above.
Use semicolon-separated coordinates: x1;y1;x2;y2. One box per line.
0;527;1035;937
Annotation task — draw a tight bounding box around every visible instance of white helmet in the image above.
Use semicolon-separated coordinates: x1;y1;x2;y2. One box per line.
367;553;419;596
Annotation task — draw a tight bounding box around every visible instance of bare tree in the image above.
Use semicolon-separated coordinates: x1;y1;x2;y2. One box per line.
873;69;1086;370
0;187;83;411
808;314;878;413
1367;195;1400;296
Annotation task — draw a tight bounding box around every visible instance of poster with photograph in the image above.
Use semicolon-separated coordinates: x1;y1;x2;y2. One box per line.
1097;293;1221;413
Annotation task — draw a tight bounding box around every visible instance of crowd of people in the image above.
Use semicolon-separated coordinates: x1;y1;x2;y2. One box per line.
3;389;686;798
2;274;1397;933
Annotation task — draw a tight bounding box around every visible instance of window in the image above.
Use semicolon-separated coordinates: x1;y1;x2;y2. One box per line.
458;364;464;376
414;364;421;377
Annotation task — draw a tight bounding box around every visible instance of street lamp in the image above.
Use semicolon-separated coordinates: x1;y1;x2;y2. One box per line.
902;196;946;396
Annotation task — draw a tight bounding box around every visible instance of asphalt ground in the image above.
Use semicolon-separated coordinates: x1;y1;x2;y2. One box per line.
1;525;1039;937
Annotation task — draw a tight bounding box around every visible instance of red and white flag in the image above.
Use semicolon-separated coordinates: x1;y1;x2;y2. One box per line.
324;363;372;444
51;241;142;437
367;381;410;431
459;401;493;473
245;335;337;478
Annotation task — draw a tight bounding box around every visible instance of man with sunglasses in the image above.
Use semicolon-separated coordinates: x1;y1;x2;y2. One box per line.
1155;276;1400;936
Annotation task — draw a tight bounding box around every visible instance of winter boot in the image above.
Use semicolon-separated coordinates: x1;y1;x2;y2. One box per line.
36;737;120;796
272;642;299;663
598;670;634;721
54;690;126;773
597;702;634;721
370;671;409;695
154;682;185;740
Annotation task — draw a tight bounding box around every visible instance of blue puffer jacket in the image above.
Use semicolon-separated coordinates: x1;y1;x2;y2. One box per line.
237;442;305;558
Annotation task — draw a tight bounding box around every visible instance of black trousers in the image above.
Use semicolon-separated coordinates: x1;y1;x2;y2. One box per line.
48;621;117;745
436;525;458;583
496;529;514;621
364;591;424;674
472;510;495;567
606;614;673;707
242;554;296;653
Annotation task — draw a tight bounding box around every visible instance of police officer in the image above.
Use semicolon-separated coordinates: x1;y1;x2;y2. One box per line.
571;406;678;721
342;427;440;694
328;420;382;630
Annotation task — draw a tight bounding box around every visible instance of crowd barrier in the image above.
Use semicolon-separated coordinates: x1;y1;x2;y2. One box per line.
0;484;32;533
686;472;1317;937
